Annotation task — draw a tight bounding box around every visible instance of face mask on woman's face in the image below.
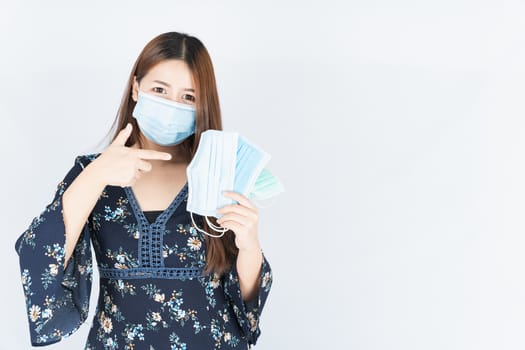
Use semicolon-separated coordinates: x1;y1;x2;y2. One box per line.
132;90;196;146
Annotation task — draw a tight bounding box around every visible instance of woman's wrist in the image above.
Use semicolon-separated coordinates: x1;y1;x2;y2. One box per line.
237;242;262;254
85;159;109;188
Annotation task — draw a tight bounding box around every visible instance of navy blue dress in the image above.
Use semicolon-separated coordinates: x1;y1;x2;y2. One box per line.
14;153;272;349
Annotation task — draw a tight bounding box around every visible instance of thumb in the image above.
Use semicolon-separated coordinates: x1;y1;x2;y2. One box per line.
112;123;133;146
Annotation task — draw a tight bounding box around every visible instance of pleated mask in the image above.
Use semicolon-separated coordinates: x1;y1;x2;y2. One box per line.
132;90;196;146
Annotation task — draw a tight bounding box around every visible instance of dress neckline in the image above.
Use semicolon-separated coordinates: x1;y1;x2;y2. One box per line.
124;182;188;227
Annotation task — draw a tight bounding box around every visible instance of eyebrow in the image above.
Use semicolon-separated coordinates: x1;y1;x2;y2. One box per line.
153;80;195;92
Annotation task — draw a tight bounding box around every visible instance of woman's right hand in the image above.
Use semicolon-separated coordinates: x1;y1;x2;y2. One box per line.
91;123;172;187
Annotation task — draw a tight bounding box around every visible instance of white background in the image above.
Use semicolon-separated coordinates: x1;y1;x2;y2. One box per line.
1;0;525;349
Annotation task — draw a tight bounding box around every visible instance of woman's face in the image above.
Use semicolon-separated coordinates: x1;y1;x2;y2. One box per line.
132;59;196;106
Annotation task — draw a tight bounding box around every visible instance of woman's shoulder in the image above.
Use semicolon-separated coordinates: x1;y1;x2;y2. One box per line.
74;152;102;169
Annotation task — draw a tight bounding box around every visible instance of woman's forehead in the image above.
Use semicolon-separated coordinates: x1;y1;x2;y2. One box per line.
143;59;194;89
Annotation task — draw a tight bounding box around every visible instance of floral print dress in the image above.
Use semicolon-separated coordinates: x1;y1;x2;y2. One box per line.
14;153;272;350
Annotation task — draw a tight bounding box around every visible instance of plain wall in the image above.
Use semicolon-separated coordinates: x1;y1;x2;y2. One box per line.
1;1;525;349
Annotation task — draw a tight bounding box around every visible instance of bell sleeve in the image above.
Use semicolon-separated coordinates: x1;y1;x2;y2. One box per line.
223;252;273;346
14;155;94;346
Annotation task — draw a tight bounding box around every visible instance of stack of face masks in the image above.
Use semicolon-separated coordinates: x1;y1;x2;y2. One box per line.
186;130;284;237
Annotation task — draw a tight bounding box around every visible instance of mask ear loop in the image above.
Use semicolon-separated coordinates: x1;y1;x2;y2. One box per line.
190;212;228;238
205;216;228;231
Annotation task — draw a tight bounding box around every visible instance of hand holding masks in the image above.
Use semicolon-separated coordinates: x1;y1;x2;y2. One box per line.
186;130;284;237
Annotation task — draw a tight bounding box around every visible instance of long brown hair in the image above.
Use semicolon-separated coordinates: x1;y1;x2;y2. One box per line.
105;32;238;276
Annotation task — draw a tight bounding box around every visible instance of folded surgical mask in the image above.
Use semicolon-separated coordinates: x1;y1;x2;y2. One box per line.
187;130;238;219
186;130;273;237
132;90;196;146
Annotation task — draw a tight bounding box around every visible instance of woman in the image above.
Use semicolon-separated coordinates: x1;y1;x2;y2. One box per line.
14;32;272;350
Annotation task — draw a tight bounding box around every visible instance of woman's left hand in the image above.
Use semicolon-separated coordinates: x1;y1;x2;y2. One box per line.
216;191;261;252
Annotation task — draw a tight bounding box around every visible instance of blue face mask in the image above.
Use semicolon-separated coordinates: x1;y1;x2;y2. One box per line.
186;130;272;237
132;90;196;146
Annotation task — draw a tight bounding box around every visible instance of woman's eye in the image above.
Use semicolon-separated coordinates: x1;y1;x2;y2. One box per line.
152;87;167;94
182;94;196;102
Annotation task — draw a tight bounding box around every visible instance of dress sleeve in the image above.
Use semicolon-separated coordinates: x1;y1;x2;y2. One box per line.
14;155;94;346
223;252;273;346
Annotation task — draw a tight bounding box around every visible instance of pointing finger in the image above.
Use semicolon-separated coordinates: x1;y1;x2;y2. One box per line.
136;149;172;161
